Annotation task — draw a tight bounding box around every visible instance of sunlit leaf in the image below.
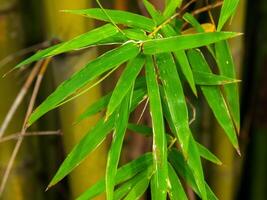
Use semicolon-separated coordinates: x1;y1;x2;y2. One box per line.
64;8;156;31
196;143;222;165
187;49;239;151
168;163;188;200
193;70;240;86
48;117;115;188
146;56;168;199
163;0;182;19
156;53;207;200
215;40;240;132
106;90;132;200
28;42;140;126
217;0;239;31
169;149;218;200
76;153;153;200
106;55;145;118
143;32;239;54
14;24;120;69
143;0;163;24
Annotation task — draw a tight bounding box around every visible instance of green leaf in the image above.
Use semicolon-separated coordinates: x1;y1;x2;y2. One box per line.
143;0;163;24
156;53;207;200
167;163;188;200
145;56;168;199
106;91;132;200
124;174;151;200
114;167;153;200
48;117;115;188
64;8;155;31
187;49;239;152
124;28;149;41
163;0;182;19
76;153;153;200
143;32;239;54
169;149;218;200
28;42;140;126
193;70;240;85
183;12;205;33
161;25;197;96
215;40;240;132
217;0;239;31
106;55;145;118
127;123;152;137
15;24;120;69
196;143;222;165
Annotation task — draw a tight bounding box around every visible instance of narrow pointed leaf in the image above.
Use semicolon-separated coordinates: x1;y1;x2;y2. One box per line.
163;0;182;19
196;143;222;165
64;8;155;31
167;163;188;200
124;175;151;200
143;0;163;24
28;42;140;126
106;55;145;118
193;70;240;85
169;149;218;200
161;26;197;96
48;117;115;188
215;40;240;132
143;32;239;54
114;167;153;200
187;49;239;151
146;56;168;199
156;53;207;200
76;153;153;200
217;0;239;31
15;24;121;69
106;91;132;200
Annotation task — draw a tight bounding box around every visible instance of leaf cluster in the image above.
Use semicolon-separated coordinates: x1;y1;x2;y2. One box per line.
13;0;240;199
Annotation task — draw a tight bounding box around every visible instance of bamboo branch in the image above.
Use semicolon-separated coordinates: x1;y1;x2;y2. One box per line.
0;130;61;143
0;58;51;197
0;61;42;138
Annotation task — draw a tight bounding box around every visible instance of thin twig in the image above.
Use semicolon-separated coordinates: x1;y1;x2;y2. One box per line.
0;61;42;138
137;98;149;124
0;130;61;143
191;1;223;16
205;0;215;25
0;41;51;70
0;58;51;197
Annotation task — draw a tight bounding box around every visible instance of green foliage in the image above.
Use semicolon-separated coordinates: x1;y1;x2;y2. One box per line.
13;0;241;199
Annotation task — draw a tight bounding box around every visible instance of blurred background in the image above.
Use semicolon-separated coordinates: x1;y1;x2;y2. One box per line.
0;0;266;199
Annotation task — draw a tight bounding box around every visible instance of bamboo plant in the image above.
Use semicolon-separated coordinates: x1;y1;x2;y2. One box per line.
10;0;241;199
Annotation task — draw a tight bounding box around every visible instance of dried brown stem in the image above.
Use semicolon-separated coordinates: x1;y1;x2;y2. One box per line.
0;61;42;138
0;130;61;143
0;58;51;197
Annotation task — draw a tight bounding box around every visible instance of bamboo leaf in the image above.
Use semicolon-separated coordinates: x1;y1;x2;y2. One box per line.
161;26;197;96
196;143;222;165
28;42;140;126
169;149;218;200
48;117;115;188
15;24;121;69
106;91;132;200
215;40;240;132
143;0;163;24
146;56;168;199
143;32;239;54
76;153;153;200
168;163;188;200
124;175;151;200
106;55;145;118
114;167;153;200
76;87;146;123
193;70;240;85
187;49;239;151
156;53;207;200
217;0;239;31
163;0;182;19
64;8;156;31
